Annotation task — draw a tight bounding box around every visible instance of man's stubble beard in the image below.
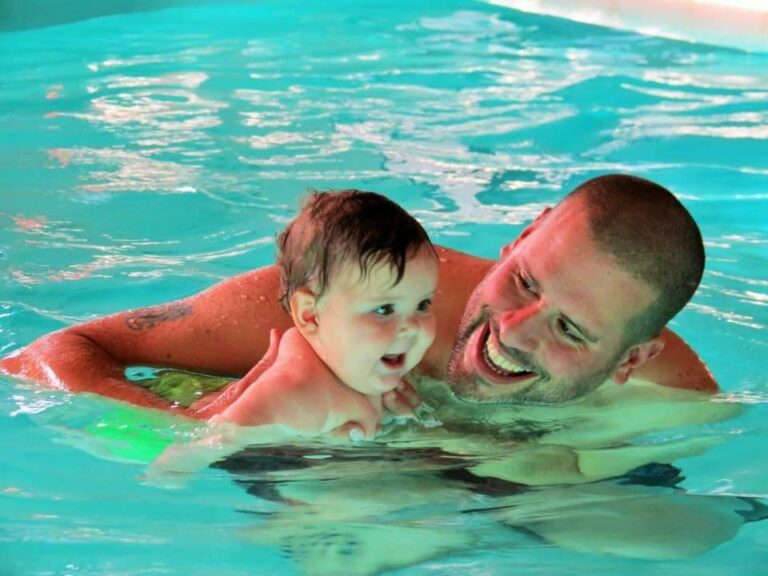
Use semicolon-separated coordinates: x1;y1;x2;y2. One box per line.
445;305;553;404
447;306;623;405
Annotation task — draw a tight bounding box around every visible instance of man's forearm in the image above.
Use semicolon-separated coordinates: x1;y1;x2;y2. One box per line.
0;330;177;411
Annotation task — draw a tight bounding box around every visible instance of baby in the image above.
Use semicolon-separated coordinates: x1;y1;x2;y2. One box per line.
202;189;438;438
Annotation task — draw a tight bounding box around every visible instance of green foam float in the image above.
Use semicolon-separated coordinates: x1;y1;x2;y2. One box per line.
136;369;233;408
83;370;233;463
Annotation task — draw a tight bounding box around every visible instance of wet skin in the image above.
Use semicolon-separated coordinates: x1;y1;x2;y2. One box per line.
448;204;662;404
295;247;439;396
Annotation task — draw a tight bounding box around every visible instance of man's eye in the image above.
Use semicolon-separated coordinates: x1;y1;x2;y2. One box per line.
417;298;432;312
373;304;395;316
558;319;584;344
520;274;536;294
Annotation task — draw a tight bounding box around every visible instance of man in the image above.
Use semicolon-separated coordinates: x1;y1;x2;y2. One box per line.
0;174;717;410
4;174;741;568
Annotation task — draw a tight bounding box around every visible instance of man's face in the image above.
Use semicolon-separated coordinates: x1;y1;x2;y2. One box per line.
448;204;656;404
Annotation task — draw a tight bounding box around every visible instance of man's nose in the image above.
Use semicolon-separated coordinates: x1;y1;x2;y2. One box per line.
497;301;543;353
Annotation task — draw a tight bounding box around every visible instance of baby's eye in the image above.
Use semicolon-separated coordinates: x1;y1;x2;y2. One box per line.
417;298;432;313
373;304;395;316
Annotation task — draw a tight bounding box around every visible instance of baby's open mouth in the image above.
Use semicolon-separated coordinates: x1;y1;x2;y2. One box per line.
381;353;405;369
483;333;534;377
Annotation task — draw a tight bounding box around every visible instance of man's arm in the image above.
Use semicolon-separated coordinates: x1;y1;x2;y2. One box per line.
0;266;294;407
634;328;718;393
0;246;718;405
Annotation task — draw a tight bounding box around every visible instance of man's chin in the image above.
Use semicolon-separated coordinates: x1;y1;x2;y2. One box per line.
447;358;533;405
448;376;567;406
451;322;539;399
452;369;615;406
447;375;531;404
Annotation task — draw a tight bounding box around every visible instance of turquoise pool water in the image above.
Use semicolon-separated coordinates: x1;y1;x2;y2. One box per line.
1;1;766;574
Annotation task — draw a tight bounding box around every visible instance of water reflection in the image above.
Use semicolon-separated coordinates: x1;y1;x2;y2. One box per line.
167;380;759;574
214;441;763;575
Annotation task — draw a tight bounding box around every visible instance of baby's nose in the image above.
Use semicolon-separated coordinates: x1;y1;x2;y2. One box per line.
398;314;419;336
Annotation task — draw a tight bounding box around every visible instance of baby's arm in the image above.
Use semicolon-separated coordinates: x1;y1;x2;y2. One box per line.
217;327;380;434
222;376;383;437
189;329;283;419
145;392;379;488
143;420;302;488
144;376;352;486
216;366;328;430
145;330;381;485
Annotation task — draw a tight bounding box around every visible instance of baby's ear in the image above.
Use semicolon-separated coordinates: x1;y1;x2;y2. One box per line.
290;289;319;335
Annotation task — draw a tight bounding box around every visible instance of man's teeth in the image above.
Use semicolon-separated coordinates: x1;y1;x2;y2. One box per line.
484;337;530;376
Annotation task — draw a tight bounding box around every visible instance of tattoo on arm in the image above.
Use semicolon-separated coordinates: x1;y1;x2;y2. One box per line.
125;303;192;331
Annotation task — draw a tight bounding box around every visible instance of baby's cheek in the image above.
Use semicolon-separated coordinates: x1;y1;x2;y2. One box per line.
419;316;437;344
347;317;377;337
357;317;395;340
427;314;438;336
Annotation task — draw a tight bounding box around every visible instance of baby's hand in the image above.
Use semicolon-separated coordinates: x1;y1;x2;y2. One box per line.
382;379;421;418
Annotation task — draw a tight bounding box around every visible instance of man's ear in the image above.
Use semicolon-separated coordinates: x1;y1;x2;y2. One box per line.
611;338;665;385
501;207;552;257
289;289;319;336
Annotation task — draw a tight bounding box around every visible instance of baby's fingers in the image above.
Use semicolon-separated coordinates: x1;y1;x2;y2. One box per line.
382;379;421;416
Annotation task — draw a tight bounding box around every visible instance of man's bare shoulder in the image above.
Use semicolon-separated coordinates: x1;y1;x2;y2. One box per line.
215;265;283;297
635;328;719;393
434;246;494;275
433;246;493;312
420;246;494;379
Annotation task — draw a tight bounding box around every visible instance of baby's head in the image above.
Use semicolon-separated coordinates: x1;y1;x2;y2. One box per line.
278;190;438;396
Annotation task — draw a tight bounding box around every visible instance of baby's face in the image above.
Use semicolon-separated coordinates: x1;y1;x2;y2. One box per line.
310;247;438;396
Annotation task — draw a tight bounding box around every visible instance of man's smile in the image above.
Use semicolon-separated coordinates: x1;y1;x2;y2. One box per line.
484;334;534;377
467;321;539;389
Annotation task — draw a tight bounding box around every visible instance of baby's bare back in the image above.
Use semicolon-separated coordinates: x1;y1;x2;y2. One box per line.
221;328;382;436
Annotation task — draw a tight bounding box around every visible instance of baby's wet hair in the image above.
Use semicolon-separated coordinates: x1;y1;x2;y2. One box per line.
277;190;435;311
